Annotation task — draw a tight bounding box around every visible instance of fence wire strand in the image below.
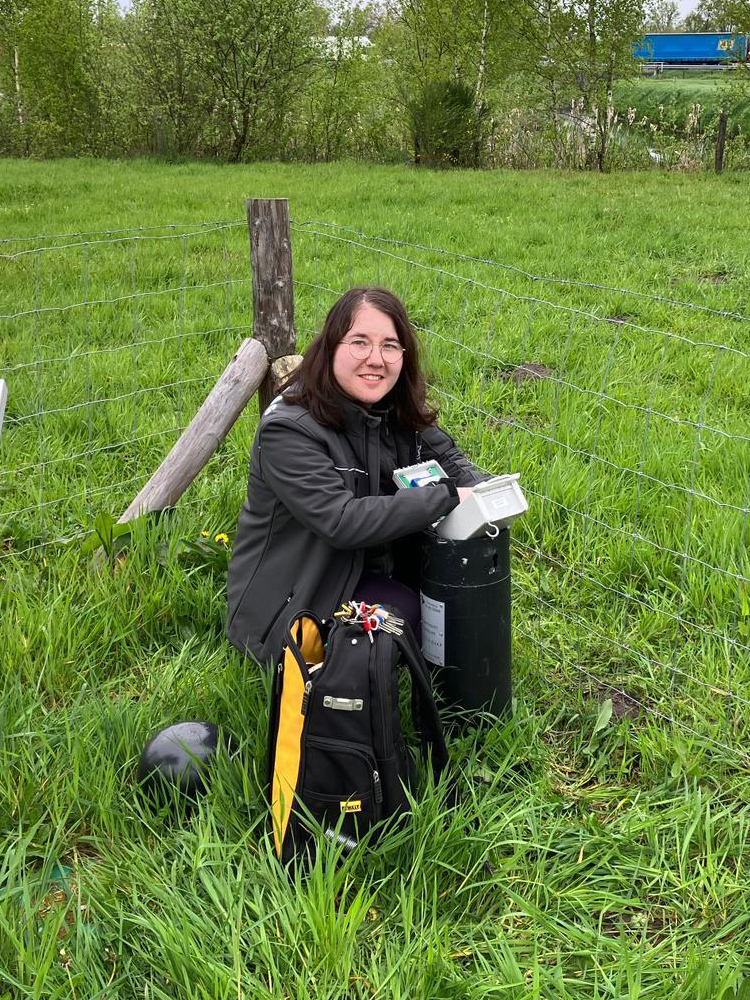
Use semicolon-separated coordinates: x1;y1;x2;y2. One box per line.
513;621;750;765
0;219;244;246
7;374;215;426
294;219;750;324
0;277;250;323
0;221;245;260
431;384;750;586
0;324;252;376
1;426;183;478
290;223;750;362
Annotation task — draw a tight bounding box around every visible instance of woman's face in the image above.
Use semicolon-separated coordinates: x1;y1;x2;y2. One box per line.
332;304;404;406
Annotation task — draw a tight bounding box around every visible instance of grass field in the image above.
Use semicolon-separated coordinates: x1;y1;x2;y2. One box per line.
2;159;750;998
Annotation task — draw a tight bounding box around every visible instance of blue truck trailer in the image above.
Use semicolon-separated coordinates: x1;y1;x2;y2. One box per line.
633;32;749;65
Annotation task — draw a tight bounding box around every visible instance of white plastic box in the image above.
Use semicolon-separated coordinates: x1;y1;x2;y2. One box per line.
436;474;528;540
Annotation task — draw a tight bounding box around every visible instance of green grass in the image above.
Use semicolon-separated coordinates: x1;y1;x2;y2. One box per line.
2;159;750;997
613;74;750;133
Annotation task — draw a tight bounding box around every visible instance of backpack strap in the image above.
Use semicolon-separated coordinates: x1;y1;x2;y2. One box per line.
393;627;449;780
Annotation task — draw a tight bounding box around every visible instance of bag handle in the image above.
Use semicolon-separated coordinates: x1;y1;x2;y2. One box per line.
282;610;326;676
393;626;449;779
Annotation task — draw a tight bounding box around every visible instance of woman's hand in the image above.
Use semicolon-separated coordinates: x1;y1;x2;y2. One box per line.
457;487;474;503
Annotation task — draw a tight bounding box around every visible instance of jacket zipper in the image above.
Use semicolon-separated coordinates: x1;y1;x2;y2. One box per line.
260;590;294;644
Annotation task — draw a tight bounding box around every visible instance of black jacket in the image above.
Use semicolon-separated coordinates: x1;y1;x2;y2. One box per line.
226;395;486;665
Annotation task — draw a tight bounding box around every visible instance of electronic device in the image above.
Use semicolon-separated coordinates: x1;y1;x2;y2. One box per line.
393;460;448;490
435;474;528;540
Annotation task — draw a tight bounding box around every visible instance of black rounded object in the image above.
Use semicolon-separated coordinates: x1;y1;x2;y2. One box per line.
137;721;238;800
421;527;512;719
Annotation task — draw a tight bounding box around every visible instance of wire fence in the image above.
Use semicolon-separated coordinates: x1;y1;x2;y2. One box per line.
1;216;749;765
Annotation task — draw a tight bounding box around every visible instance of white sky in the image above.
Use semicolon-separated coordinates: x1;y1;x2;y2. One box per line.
676;0;698;18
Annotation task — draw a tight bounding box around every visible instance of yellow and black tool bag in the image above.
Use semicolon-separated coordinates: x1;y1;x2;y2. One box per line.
268;609;449;863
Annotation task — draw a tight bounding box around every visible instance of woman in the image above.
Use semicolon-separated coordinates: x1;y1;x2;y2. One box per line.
226;286;486;665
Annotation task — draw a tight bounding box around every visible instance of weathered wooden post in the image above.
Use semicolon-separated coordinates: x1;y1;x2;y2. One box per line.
154;114;164;156
246;198;299;414
0;379;7;444
114;338;268;525
715;110;727;174
95;198;303;561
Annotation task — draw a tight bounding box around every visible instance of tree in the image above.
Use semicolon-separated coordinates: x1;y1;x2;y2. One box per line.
187;0;317;161
644;0;679;29
407;77;479;166
378;0;522;166
576;0;646;170
519;0;646;171
0;0;109;155
680;0;736;30
122;0;318;160
513;0;582;166
0;0;28;152
125;0;212;155
295;0;374;161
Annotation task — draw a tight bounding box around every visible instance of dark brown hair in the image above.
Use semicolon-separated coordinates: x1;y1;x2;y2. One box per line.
282;286;437;431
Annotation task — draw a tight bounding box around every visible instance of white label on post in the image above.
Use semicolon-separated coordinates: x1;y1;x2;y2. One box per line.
420;593;445;666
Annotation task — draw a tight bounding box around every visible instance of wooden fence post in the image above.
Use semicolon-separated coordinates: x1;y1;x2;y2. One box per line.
115;338;268;524
247;198;297;414
154;114;164;156
715;110;727;174
0;379;7;444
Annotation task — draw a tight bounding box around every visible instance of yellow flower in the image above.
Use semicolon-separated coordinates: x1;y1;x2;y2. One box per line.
200;530;210;538
215;533;229;546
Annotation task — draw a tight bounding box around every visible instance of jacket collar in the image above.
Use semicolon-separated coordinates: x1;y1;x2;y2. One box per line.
337;391;393;432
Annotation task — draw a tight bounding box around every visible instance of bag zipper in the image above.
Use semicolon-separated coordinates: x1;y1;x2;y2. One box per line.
305;736;382;810
306;735;375;758
300;620;342;715
375;635;392;751
284;610;328;680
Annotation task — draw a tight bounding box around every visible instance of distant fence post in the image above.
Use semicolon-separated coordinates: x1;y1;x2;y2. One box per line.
153;114;163;155
0;379;7;444
246;198;297;414
715;110;727;174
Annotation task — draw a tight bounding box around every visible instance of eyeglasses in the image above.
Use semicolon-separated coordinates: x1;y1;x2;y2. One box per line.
339;337;405;363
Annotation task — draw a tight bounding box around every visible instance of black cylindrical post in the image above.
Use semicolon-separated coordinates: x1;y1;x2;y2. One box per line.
420;528;512;718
